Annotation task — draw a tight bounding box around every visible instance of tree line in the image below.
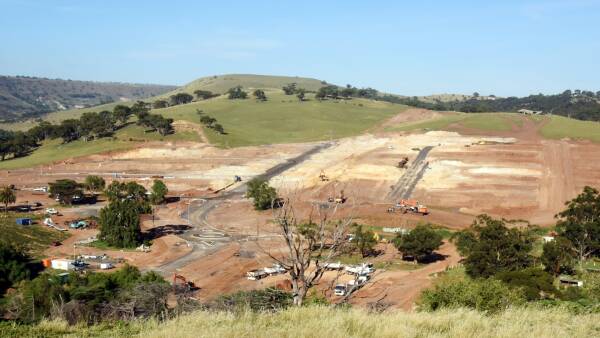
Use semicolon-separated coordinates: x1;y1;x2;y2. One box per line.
0;102;174;162
383;90;600;122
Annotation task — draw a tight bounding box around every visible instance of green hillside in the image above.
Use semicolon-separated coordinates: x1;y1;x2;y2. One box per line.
387;112;516;132
0;74;329;131
155;92;404;147
540;115;600;142
0;124;200;170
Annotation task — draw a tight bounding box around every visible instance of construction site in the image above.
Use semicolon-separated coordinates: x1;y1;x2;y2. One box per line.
2;109;600;310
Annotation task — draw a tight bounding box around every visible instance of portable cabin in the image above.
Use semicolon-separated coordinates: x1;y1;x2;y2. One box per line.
16;218;32;226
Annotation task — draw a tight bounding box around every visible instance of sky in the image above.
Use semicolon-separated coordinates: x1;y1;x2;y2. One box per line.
1;0;599;97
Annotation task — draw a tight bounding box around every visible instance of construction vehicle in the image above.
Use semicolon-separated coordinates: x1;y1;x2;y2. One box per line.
328;190;347;204
172;273;195;291
318;171;330;182
396;199;429;215
397;157;409;168
213;175;243;194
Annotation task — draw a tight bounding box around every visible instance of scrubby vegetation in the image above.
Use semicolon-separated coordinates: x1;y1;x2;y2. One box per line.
384;90;600;121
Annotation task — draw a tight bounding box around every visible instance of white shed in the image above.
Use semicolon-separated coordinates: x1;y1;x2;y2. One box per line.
51;259;74;271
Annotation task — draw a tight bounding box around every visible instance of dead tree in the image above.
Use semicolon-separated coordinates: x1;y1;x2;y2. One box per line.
257;194;355;306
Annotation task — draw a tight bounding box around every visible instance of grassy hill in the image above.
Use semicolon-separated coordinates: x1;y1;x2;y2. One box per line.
0;74;331;131
0;213;69;258
5;306;599;337
0;75;176;122
164;74;328;97
155;92;404;147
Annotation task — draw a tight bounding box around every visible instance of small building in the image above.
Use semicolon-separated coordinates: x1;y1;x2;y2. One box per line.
51;259;75;271
542;236;555;243
518;109;544;115
15;218;32;226
559;276;583;288
100;263;114;270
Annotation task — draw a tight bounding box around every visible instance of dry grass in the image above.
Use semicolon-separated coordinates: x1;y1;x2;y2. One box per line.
137;306;600;338
9;306;600;337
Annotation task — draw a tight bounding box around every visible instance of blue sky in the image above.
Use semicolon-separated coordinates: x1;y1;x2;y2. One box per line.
1;0;599;96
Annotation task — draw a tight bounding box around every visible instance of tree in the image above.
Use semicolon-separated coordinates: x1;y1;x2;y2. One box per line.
56;119;81;143
451;230;477;257
150;180;168;205
169;93;194;106
245;178;278;210
461;215;533;278
282;83;297;95
0;242;34;295
296;88;306;101
199;115;217;127
393;224;443;262
112;105;132;125
0;185;16;213
556;186;600;263
258;195;355;305
351;223;377;257
227;86;248;99
193;90;217;100
496;268;559;301
131;101;150;120
104;181;150;213
541;237;576;276
48;179;83;205
99;199;142;248
473;92;480;98
152;100;168;109
213;123;225;134
253;89;267;101
84;175;105;194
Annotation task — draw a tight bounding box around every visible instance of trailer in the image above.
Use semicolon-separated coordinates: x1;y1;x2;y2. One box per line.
16;218;32;226
51;259;75;271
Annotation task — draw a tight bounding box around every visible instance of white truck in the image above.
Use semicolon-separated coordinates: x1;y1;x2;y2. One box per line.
345;263;375;275
323;262;344;271
334;275;370;296
246;269;269;280
263;264;286;276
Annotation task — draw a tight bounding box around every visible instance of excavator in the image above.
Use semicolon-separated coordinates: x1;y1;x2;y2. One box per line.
397;157;409;168
213;175;242;194
172;273;196;292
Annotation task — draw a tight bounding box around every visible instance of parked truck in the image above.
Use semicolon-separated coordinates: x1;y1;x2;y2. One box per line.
396;199;429;215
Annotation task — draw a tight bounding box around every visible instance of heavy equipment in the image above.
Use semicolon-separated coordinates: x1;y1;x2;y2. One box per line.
397;157;409;168
396;199;429;215
172;273;196;291
318;170;330;182
328;190;347;204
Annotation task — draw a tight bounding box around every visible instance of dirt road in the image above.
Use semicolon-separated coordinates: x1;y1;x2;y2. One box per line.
153;142;334;276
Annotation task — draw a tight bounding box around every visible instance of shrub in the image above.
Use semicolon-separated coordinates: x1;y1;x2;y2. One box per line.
211;288;292;312
419;277;526;313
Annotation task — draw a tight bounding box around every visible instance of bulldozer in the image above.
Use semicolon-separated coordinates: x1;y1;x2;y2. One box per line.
396;199;429;215
318;170;330;182
397;157;409;168
328;190;347;204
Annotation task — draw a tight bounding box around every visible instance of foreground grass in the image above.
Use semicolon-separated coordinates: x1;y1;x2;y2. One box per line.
540;115;600;142
4;306;599;338
0;213;69;258
0;124;199;170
